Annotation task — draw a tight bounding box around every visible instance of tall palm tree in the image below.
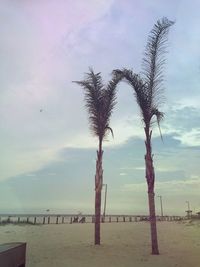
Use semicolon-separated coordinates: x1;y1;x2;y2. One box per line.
113;17;174;254
74;68;119;245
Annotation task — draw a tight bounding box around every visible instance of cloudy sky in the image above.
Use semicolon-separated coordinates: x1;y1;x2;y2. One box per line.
0;0;200;215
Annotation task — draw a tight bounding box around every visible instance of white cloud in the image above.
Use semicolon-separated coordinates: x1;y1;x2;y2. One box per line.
122;176;200;194
134;166;145;171
48;173;57;176
119;172;127;176
174;128;200;147
26;174;36;177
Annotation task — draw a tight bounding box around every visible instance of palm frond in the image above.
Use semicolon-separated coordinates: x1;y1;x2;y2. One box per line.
101;73;122;138
113;68;150;123
112;69;143;94
142;17;174;110
74;68;119;141
73;68;104;138
151;108;164;141
113;18;174;131
105;126;114;138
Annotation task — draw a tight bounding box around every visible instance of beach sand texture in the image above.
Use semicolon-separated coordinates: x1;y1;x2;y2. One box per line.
0;221;200;267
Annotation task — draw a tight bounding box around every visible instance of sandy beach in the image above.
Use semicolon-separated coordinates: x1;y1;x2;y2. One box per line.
0;221;200;267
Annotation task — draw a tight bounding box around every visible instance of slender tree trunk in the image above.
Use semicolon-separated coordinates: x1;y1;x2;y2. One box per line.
145;126;159;255
94;140;103;245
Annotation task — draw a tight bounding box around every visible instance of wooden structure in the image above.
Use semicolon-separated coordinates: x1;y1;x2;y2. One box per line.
0;242;26;267
185;210;192;219
0;214;184;225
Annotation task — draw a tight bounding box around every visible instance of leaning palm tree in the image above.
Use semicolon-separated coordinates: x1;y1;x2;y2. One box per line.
74;68;119;245
113;17;174;254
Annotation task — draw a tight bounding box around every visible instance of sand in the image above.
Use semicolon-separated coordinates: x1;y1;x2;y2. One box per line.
0;221;200;267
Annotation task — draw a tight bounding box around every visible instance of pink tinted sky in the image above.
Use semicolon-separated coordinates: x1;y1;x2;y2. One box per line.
1;0;200;214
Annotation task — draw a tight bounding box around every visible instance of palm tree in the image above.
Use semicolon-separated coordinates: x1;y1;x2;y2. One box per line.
113;17;174;254
74;68;120;245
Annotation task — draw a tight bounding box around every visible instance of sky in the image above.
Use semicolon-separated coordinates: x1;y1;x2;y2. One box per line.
0;0;200;215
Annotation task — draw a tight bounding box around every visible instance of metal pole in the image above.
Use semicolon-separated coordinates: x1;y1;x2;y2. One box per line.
186;201;190;211
186;201;191;219
103;184;107;218
157;195;163;218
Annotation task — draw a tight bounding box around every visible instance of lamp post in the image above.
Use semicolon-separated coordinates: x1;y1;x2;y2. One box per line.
103;184;107;219
185;201;192;219
186;201;190;211
157;195;163;219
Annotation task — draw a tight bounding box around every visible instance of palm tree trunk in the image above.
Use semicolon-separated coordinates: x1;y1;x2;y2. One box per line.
94;139;103;245
145;127;159;255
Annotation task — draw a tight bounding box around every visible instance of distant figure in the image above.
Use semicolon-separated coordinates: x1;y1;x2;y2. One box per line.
73;216;78;223
79;217;86;223
40;109;43;112
140;216;149;221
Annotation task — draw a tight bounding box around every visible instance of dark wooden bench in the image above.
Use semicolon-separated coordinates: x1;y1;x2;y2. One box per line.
0;242;26;267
